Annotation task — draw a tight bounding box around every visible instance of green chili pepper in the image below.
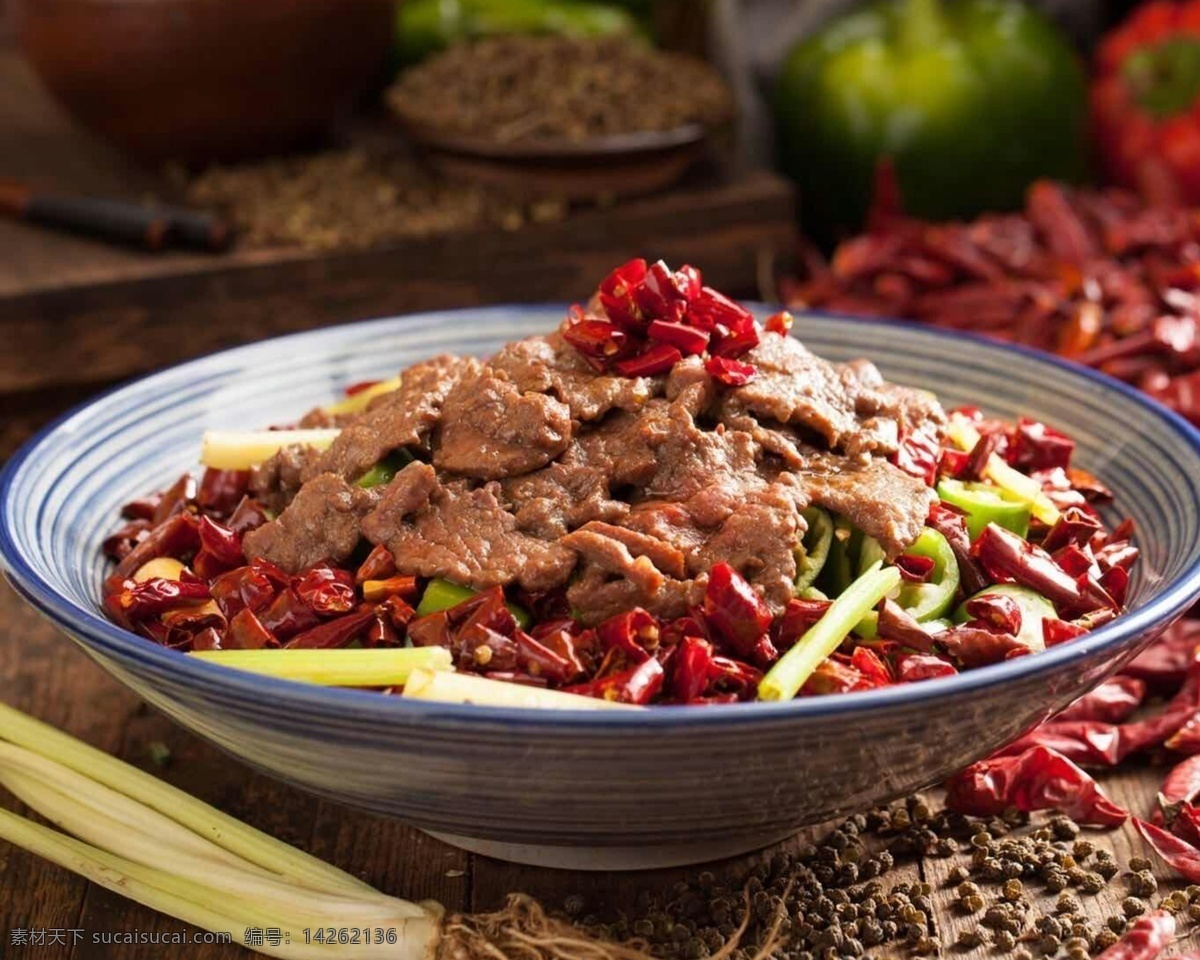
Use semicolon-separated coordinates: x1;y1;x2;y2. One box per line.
356;450;416;490
416;577;531;628
820;516;863;597
936;478;1031;542
795;507;835;592
759;562;903;701
896;528;959;622
953;583;1057;652
856;535;887;579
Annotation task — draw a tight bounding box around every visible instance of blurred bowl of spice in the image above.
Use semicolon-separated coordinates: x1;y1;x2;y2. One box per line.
11;0;397;167
386;35;734;199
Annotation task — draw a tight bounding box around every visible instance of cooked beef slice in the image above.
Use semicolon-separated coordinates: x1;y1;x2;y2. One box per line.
489;331;658;421
502;462;629;539
566;566;702;627
304;354;481;483
434;372;572;479
249;444;321;514
362;471;577;593
721;332;946;459
665;355;716;417
801;450;937;556
243;473;378;572
643;404;760;502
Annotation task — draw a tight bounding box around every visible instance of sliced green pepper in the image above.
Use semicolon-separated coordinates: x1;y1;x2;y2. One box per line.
936;477;1031;542
795;507;835;592
820;516;863;597
357;450;416;490
416;577;531;628
953;583;1057;652
856;535;887;579
896;528;959;622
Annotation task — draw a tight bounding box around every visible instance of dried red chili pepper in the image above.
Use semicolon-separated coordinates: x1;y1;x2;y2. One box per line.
1134;818;1200;883
355;544;396;584
258;588;322;642
102;519;151;563
992;720;1123;767
647;319;709;356
596;608;658;664
110;513;201;584
964;594;1022;636
704;563;776;664
669;636;715;703
1041;506;1104;554
615;343;682;378
512;630;575;684
224;608;276;650
360;575;419;603
764;311;794;335
704;355;757;387
926;501;988;594
707;655;762;698
634;260;692;321
111;578;212;623
209;559;288;618
897;653;958;682
407;611;452;649
876;599;937;653
1043;619;1089;647
974;523;1108;618
196;468;250;517
1091;909;1174;960
1124;619;1200;691
1166;715;1200;754
597;257;649;330
565;657;664;705
294;563;357;616
944;745;1128;826
564;318;634;364
151;475;196;526
774;598;833;649
894;553;935;583
1162;755;1200;809
285;608;375;650
1008;417;1075;473
196;516;244;570
892;424;942;487
802;658;866;696
1056;676;1145;723
850;646;893;687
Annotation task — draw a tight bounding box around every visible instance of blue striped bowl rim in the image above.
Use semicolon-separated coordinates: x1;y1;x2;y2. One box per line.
3;304;1200;731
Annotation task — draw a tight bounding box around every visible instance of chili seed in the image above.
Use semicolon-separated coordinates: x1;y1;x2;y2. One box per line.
1095;928;1120;949
1095;859;1119;880
1122;897;1146;918
1129;856;1153;872
1080;872;1106;894
1071;839;1094;860
956;929;983;949
1002;879;1024;901
994;930;1017;950
1038;934;1061;953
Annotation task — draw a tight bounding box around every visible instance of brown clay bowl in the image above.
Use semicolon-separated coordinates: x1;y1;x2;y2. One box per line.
397;117;710;201
12;0;397;167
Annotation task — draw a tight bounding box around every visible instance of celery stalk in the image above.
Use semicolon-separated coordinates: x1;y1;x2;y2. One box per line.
758;564;903;702
199;429;341;470
0;767;418;929
0;702;376;898
945;414;1060;526
403;668;640;709
188;647;453;687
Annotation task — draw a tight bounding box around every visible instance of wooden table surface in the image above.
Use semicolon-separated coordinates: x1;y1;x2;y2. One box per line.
1;573;1196;959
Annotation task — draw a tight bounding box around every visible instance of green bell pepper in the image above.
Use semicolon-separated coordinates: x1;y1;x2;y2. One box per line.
774;0;1088;241
953;583;1057;652
416;578;532;628
795;507;835;592
395;0;640;65
936;478;1031;542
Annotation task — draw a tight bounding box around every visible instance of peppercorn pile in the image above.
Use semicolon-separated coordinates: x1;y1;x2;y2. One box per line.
387;36;733;145
564;798;1196;960
185;148;568;251
786;180;1200;425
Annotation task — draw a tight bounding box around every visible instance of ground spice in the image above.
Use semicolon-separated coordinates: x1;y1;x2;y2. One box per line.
388;36;732;146
185;148;569;251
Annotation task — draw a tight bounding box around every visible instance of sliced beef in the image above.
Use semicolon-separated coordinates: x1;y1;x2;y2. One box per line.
362;472;576;593
304;354;481;483
566;566;702;627
665;355;716;417
249;444;320;514
243;473;377;573
644;404;760;502
801;450;937;556
720;333;946;459
721;333;860;449
490;331;658;421
501;462;629;539
434;372;572;479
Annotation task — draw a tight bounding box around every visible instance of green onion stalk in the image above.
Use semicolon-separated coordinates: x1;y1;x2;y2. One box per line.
0;701;777;960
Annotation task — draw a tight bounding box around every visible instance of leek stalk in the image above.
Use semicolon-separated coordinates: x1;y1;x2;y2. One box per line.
200;429;341;471
403;668;640;709
188;647;453;687
945;414;1060;526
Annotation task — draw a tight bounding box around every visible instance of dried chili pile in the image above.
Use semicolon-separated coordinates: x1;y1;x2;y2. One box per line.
786;179;1200;425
